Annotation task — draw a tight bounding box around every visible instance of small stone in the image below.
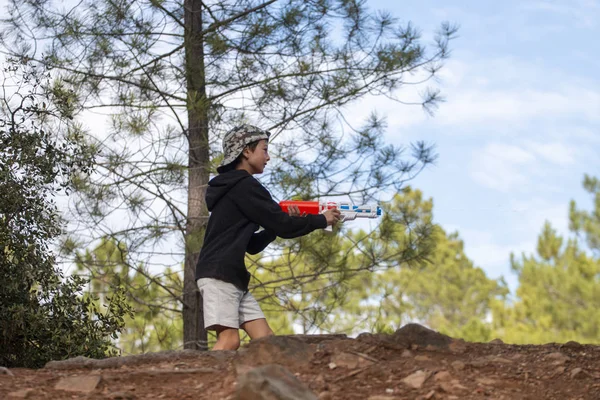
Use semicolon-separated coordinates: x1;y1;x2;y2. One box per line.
328;362;337;370
402;370;432;389
489;338;504;344
570;368;587;379
554;366;566;375
55;375;101;393
546;352;570;365
451;361;466;371
449;340;467;353
330;352;373;369
385;388;394;394
489;356;513;364
318;391;332;400
415;355;430;361
7;389;34;399
476;377;497;386
401;350;413;358
434;370;452;382
107;392;136;400
0;367;14;376
424;390;436;400
450;380;469;391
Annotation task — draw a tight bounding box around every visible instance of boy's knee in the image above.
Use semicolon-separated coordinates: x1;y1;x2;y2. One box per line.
213;328;240;351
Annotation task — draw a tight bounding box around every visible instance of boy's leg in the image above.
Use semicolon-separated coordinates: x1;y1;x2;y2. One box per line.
197;278;243;350
239;291;274;340
241;318;274;340
213;326;241;350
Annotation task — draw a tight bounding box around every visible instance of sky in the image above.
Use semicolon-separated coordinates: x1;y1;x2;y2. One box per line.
1;0;598;294
346;0;600;292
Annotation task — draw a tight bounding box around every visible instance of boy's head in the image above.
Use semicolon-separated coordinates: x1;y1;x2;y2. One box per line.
217;124;271;174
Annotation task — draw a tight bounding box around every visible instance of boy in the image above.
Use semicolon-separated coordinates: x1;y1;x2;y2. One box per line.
195;124;341;351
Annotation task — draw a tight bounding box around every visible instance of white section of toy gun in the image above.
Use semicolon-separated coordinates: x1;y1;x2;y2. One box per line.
320;201;382;232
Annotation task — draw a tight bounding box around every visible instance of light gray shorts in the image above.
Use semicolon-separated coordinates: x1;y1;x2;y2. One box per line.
196;278;265;330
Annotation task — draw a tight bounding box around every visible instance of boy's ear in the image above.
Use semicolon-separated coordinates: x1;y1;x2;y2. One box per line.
241;146;250;159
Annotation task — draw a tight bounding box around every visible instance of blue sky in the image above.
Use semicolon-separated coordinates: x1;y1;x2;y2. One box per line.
347;0;600;291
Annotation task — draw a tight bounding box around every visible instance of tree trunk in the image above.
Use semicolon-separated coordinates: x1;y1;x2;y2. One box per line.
183;0;209;350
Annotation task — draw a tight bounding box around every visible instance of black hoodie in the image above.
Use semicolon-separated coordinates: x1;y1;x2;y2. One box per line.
195;169;327;291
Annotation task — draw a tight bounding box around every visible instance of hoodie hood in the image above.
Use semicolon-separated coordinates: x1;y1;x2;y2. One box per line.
206;169;252;211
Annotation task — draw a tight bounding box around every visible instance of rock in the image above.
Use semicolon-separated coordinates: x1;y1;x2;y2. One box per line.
554;366;566;375
546;352;571;365
330;352;374;369
489;338;504;344
328;362;337;370
423;390;436;400
281;334;348;344
476;377;497;386
107;392;136;400
54;375;101;393
434;370;452;382
318;391;332;400
236;364;318;400
235;336;313;370
7;389;34;398
45;349;218;370
401;350;413;358
451;361;466;371
0;366;14;376
415;355;430;361
440;379;469;394
448;340;467;353
393;324;453;350
570;368;588;379
562;341;583;350
401;370;432;389
488;356;513;364
367;397;396;400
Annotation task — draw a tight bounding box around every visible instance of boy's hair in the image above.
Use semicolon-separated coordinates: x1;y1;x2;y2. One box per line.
218;140;263;173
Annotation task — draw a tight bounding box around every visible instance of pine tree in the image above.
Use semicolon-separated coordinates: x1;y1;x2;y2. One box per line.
1;0;457;349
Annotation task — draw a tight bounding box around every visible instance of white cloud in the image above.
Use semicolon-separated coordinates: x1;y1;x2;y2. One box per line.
469;138;586;192
522;140;576;166
521;0;600;28
470;143;536;192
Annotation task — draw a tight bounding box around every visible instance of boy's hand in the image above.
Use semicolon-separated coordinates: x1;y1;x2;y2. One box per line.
323;208;341;226
287;205;306;217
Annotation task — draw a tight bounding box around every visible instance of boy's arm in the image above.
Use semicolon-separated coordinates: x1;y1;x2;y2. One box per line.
247;229;277;254
232;178;327;238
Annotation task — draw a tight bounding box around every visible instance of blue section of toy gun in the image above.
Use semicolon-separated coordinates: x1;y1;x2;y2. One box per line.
338;204;382;217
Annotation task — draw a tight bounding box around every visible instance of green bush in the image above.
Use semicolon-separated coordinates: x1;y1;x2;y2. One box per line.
0;59;132;368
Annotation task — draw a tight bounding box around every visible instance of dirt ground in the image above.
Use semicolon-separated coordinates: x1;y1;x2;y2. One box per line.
1;324;599;400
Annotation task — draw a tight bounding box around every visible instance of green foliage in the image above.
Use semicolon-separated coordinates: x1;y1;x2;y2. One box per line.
0;59;131;368
492;175;600;344
74;239;183;354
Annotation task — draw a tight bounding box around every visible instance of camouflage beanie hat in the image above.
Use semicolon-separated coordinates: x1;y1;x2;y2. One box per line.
217;124;271;173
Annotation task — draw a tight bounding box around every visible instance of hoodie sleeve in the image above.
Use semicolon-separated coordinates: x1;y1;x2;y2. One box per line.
247;229;277;254
231;177;327;238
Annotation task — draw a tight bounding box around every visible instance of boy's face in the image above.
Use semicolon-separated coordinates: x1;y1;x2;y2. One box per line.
244;139;270;174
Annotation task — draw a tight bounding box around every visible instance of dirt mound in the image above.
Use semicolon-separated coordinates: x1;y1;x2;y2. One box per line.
1;325;599;399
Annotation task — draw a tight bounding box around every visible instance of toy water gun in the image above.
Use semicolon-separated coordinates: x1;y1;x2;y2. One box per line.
279;200;382;231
